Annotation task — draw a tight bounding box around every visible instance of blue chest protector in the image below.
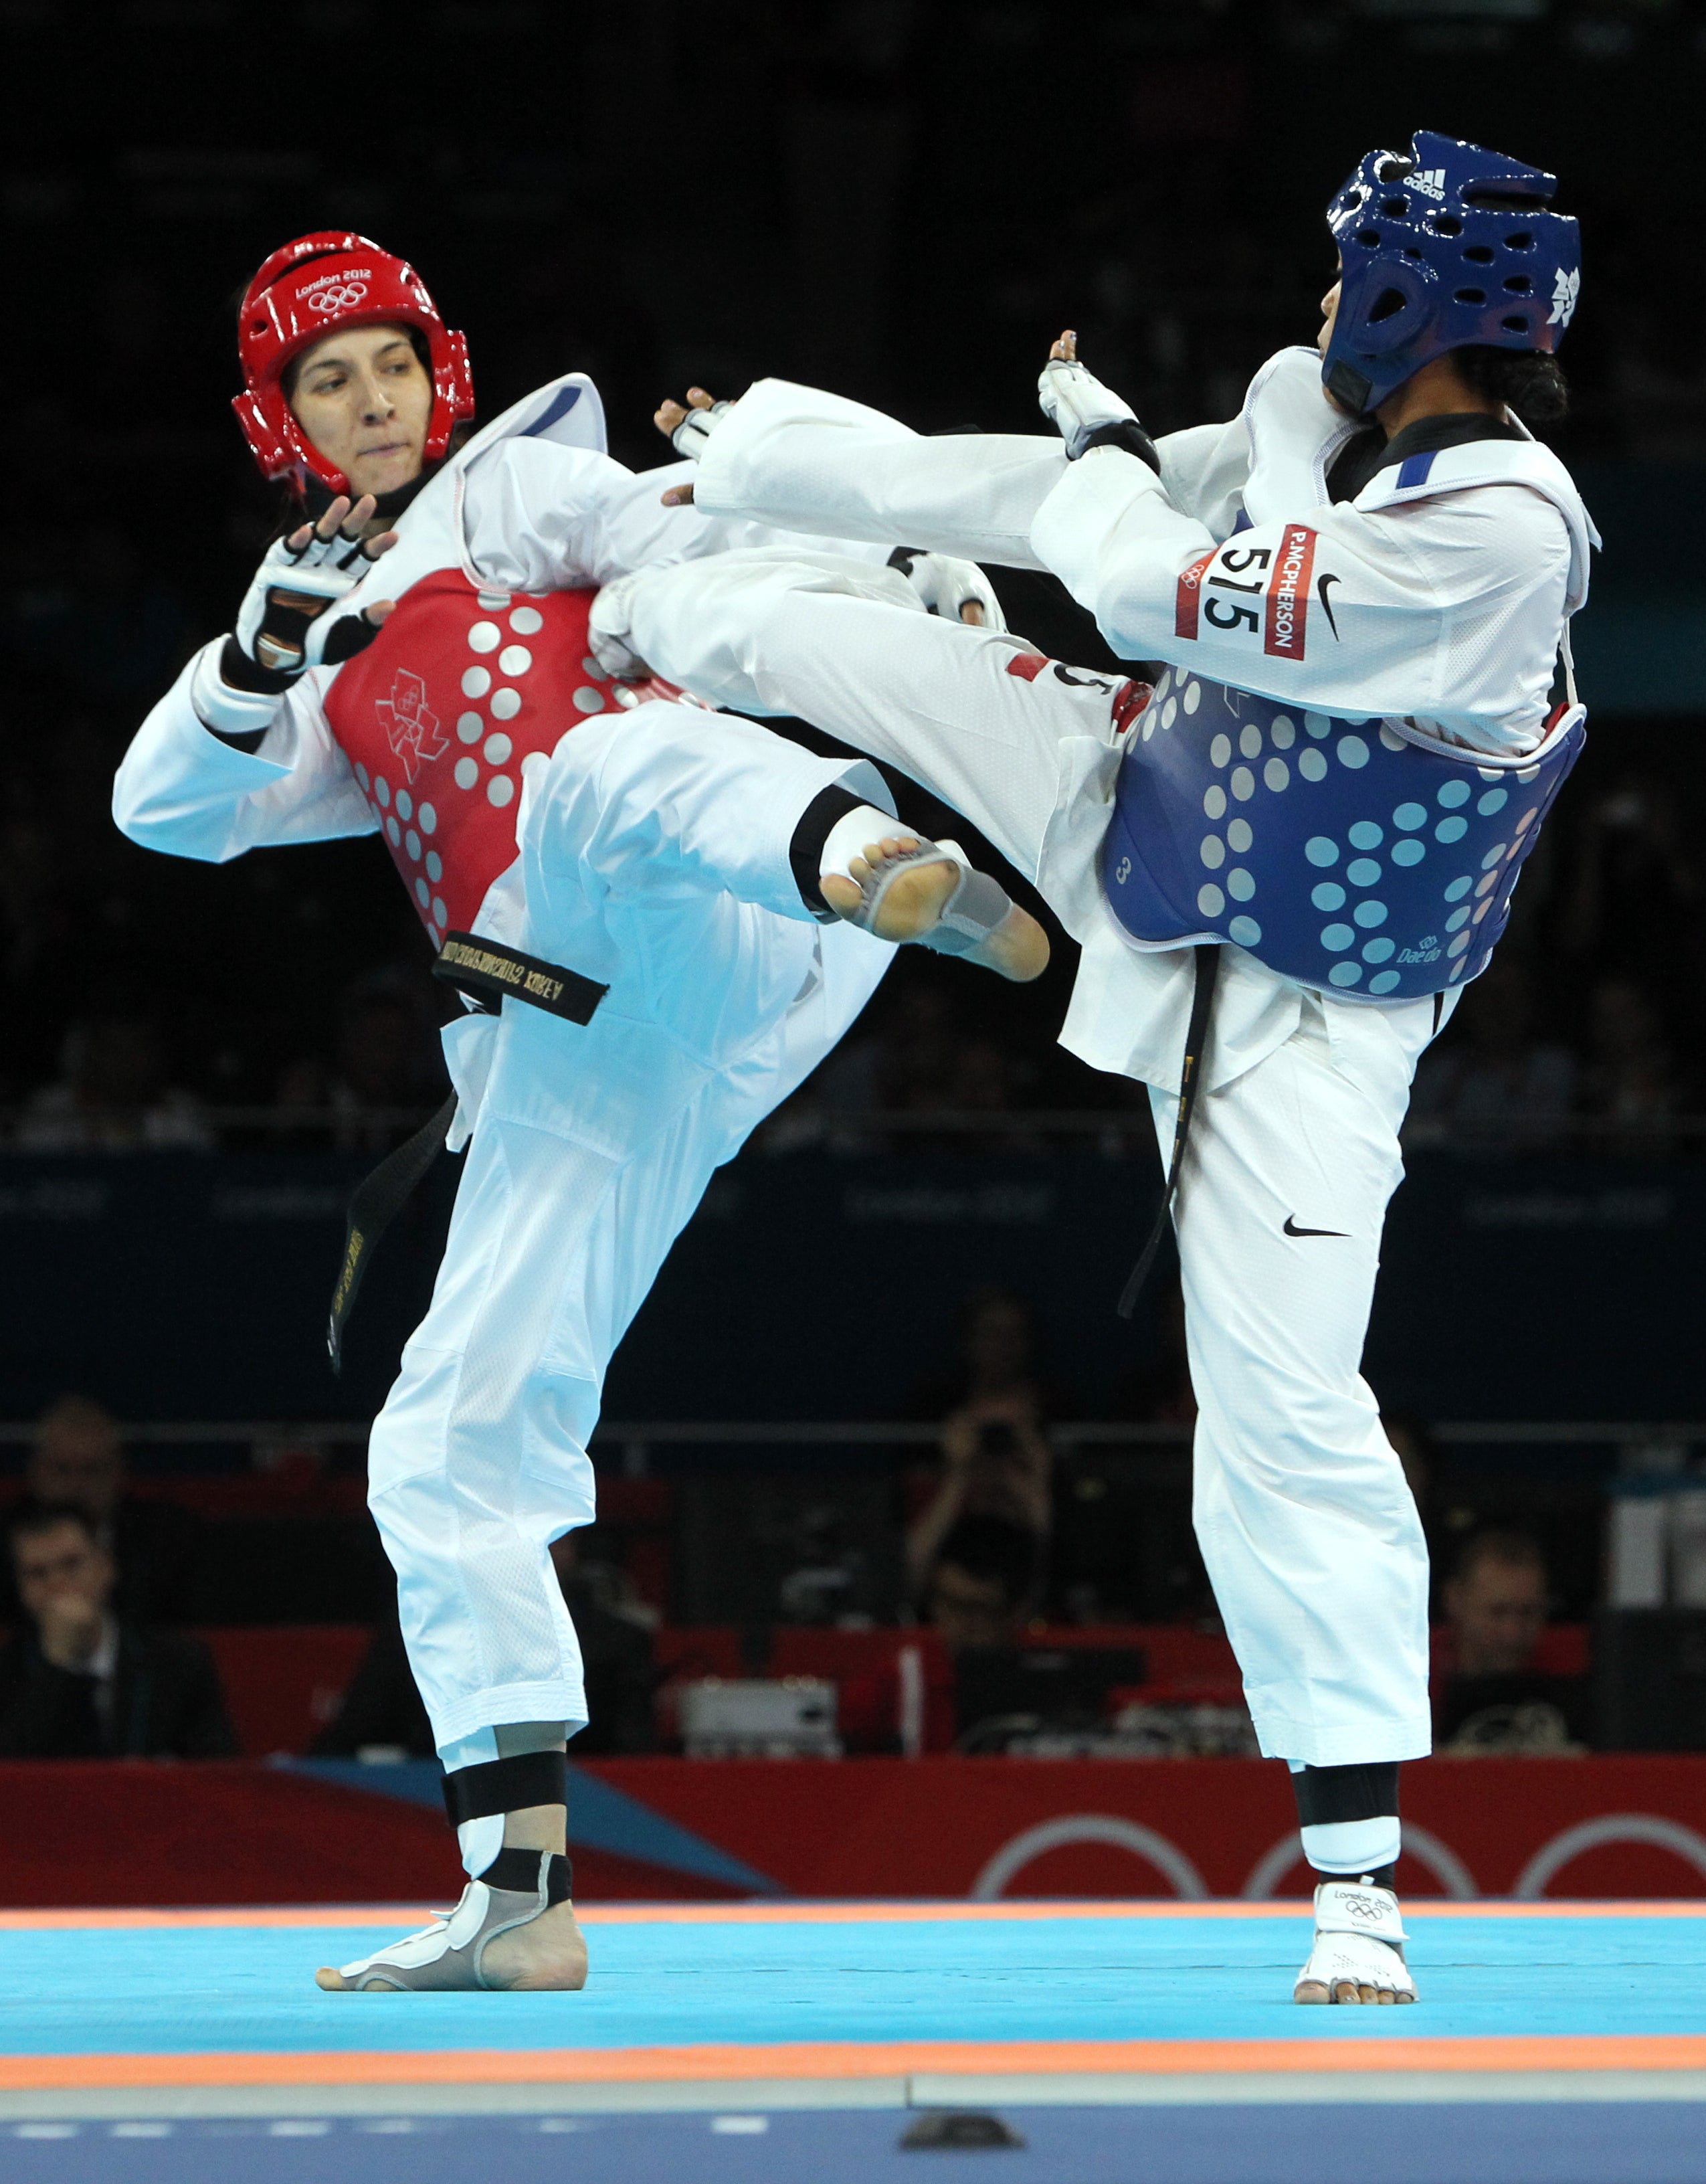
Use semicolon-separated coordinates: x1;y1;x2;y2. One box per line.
1101;664;1584;1002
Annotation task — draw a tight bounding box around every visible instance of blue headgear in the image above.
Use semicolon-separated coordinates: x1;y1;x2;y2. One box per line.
1323;130;1581;416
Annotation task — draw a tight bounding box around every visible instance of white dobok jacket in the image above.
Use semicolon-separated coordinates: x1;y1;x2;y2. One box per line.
678;347;1597;1098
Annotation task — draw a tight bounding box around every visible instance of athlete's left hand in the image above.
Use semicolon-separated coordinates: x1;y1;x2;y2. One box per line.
230;494;399;685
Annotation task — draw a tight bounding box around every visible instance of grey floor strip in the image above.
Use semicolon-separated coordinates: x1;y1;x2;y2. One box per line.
909;2068;1706;2108
0;2078;911;2122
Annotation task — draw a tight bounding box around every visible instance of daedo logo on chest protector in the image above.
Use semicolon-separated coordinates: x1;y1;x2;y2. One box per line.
321;571;626;947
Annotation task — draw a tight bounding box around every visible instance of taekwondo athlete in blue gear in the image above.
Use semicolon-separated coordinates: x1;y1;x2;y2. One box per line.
589;130;1594;2006
1096;135;1588;1005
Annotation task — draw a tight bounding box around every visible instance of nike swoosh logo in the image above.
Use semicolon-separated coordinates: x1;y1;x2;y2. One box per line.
1284;1216;1349;1239
1315;573;1341;638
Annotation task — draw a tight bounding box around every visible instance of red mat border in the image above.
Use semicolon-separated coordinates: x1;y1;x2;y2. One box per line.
5;2033;1706;2091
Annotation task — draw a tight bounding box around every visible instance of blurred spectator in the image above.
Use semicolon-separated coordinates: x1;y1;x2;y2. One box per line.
840;1514;1041;1754
0;1504;236;1758
316;1540;658;1759
925;1514;1042;1657
906;1285;1067;1600
909;1283;1068;1420
0;1396;200;1627
15;1012;212;1152
1434;1530;1588;1755
907;1398;1052;1603
1406;959;1576;1151
1578;975;1686;1147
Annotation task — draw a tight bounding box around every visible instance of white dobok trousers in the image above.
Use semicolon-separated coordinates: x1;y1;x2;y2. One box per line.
368;697;891;1752
618;554;1435;1766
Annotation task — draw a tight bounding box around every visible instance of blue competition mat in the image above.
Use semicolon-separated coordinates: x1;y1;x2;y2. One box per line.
0;1905;1704;2058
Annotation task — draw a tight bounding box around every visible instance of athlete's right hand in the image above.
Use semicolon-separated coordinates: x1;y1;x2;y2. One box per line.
653;387;733;506
225;495;398;690
1037;331;1149;461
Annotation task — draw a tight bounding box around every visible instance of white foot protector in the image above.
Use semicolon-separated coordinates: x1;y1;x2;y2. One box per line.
1294;1880;1417;2005
324;1858;556;1993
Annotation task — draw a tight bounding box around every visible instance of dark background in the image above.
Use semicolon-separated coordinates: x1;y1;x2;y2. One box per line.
3;0;1703;1121
0;0;1702;1663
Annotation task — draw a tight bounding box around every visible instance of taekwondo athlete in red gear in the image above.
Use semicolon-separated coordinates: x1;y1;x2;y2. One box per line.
592;132;1594;2005
114;233;1043;1993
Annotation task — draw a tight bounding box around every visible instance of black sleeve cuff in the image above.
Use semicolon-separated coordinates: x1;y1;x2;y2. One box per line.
1080;420;1162;474
218;634;299;697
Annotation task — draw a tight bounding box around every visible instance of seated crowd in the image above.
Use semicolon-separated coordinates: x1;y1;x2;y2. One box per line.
0;1339;1599;1764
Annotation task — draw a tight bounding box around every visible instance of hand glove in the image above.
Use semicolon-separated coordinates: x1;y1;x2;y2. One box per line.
225;516;390;693
668;397;733;461
886;548;1008;632
1037;355;1159;470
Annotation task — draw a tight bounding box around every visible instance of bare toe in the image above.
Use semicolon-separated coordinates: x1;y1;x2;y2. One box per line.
1294;1980;1329;2005
820;874;862;915
314;1967;349;1991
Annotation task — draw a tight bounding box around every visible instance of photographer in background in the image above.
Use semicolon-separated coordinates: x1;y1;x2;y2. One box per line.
0;1505;236;1758
906;1390;1053;1607
905;1285;1060;1605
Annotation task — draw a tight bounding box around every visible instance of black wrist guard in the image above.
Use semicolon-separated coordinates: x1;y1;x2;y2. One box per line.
218;634;299;697
1080;420;1162;474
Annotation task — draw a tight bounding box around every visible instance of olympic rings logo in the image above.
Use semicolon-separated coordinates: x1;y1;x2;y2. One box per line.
306;281;369;314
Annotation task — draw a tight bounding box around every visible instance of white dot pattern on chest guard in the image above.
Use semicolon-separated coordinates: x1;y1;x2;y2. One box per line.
326;575;677;947
1099;666;1584;999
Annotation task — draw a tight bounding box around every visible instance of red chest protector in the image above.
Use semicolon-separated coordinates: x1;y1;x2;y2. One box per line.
322;570;626;944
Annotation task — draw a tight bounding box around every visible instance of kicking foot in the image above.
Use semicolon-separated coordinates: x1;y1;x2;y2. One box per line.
1294;1879;1416;2005
820;834;1050;983
315;1861;588;1993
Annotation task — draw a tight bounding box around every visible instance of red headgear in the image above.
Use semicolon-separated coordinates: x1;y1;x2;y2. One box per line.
232;232;476;495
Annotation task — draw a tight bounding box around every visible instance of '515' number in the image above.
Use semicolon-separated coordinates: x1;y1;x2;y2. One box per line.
1204;544;1270;632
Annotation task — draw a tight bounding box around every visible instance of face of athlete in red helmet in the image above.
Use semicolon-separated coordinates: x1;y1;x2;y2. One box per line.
286;323;434;498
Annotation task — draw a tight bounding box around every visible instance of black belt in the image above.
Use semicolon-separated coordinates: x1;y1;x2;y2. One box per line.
1117;942;1220;1320
326;933;607;1371
431;931;608;1024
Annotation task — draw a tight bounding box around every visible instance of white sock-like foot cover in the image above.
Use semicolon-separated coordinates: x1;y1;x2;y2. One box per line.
1295;1879;1417;2004
326;1854;561;1993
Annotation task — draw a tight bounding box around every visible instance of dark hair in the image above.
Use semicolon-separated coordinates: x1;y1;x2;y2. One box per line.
1451;1527;1547;1586
933;1514;1042;1609
1454;345;1570;425
8;1500;100;1558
